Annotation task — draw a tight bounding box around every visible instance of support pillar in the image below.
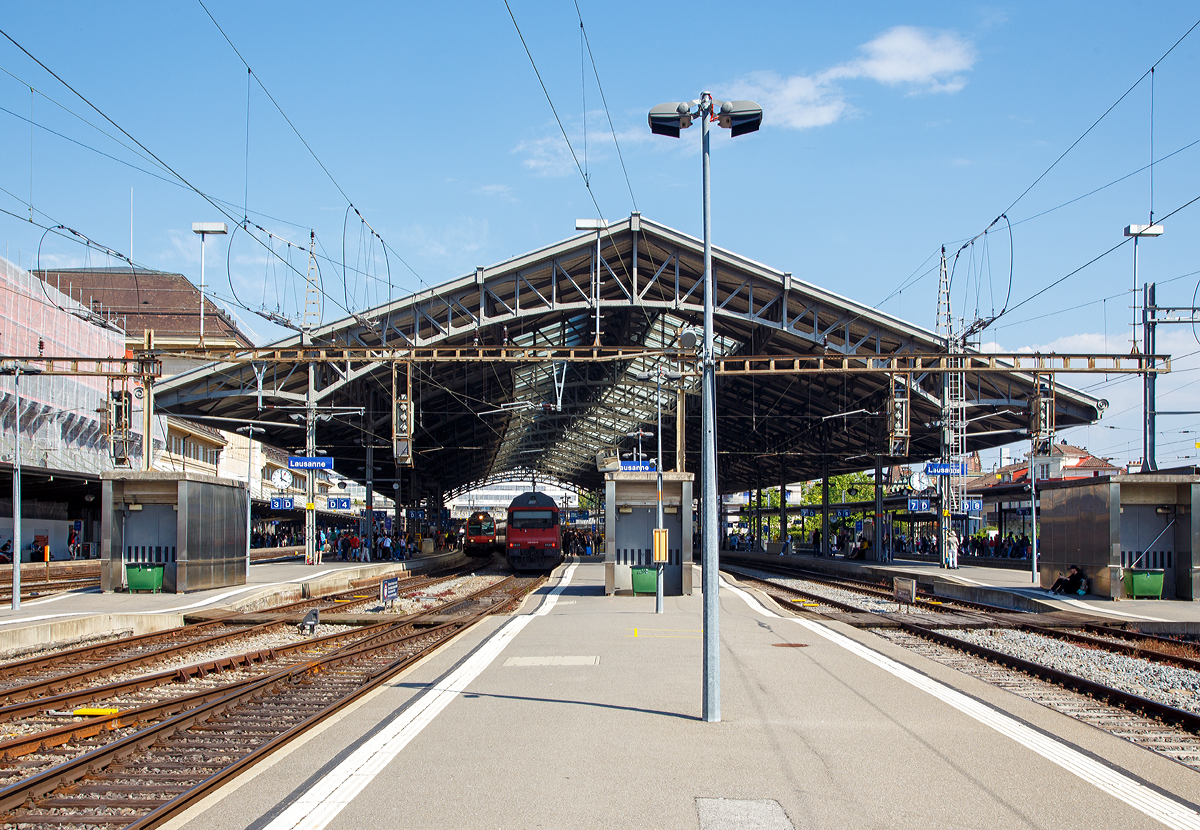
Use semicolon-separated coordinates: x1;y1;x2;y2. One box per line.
755;485;762;549
304;349;317;567
874;455;884;561
778;464;787;550
676;388;686;473
821;474;830;557
365;442;374;558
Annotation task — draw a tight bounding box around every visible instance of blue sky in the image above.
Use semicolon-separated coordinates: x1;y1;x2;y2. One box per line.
2;2;1200;470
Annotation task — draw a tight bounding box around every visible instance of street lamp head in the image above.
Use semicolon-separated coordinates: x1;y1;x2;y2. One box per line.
192;222;228;235
635;372;651;381
718;100;763;136
648;102;692;137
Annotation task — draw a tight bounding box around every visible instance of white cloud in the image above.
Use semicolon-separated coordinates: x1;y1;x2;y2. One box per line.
398;217;489;261
725;71;851;131
823;26;975;92
727;25;975;131
475;184;517;202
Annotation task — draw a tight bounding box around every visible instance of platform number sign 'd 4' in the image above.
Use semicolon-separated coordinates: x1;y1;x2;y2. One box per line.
329;497;351;511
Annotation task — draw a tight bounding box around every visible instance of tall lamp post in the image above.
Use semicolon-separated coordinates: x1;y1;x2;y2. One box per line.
650;92;762;722
1124;223;1164;470
1;361;36;611
235;425;261;581
192;222;228;346
637;369;682;614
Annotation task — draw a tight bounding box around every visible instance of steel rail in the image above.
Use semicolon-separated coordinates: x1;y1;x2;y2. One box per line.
897;621;1200;734
0;576;520;759
0;575;542;825
1019;623;1200;673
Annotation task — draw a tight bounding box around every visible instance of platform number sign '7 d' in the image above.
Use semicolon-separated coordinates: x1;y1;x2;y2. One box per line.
393;362;413;466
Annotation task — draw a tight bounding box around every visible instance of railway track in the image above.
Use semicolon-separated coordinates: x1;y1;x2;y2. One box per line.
0;563;485;706
0;572;544;828
725;566;1200;773
873;626;1200;771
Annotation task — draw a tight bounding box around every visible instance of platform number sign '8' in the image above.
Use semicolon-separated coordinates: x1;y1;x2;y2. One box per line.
393;394;413;466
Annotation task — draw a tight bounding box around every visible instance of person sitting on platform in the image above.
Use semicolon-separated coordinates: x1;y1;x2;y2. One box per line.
1048;565;1087;596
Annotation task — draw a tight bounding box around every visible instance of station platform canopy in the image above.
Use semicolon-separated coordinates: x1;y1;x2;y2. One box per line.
153;214;1106;501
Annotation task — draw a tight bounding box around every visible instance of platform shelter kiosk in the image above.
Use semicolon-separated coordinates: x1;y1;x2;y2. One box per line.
1039;473;1200;600
603;469;693;596
100;470;248;593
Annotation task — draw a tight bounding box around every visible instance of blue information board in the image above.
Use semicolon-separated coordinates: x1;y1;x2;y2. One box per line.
288;456;334;470
380;577;399;604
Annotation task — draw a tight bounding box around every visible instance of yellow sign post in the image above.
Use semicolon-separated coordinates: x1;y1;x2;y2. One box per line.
653;528;669;563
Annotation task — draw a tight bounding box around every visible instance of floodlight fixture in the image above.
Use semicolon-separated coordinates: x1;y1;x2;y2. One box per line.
191;222;228;345
1124;224;1164;237
575;219;609;231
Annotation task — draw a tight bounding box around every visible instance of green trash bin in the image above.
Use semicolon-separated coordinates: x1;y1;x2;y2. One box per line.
1123;568;1164;599
631;566;658;594
127;564;164;593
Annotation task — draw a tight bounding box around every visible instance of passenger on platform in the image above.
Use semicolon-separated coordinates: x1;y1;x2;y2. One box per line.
811;529;821;555
1049;566;1087;596
380;534;392;560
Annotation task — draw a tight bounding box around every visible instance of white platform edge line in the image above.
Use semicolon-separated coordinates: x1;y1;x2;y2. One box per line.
262;563;578;830
718;575;1200;830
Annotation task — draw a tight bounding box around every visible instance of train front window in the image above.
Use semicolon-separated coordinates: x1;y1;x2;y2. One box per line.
510;510;555;529
468;517;494;535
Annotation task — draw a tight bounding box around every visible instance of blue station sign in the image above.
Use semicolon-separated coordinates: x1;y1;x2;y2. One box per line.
924;462;967;476
328;497;351;510
270;497;295;510
288;456;333;470
907;498;932;512
619;460;656;472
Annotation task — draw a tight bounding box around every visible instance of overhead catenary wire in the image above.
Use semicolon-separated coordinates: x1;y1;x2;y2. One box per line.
573;0;637;213
1000;16;1199;218
0;26;360;322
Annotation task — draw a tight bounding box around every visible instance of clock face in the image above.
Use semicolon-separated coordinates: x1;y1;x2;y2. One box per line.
910;472;932;492
271;469;293;489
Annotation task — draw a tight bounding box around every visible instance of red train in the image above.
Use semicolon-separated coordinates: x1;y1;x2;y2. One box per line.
506;491;563;571
464;511;504;557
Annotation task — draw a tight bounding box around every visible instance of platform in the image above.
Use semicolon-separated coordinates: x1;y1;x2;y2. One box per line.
162;560;1200;830
0;551;464;658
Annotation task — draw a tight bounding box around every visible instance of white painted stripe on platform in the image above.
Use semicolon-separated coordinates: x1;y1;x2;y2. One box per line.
719;576;1200;830
147;568;341;613
1054;597;1168;622
0;611;87;626
263;563;579;830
